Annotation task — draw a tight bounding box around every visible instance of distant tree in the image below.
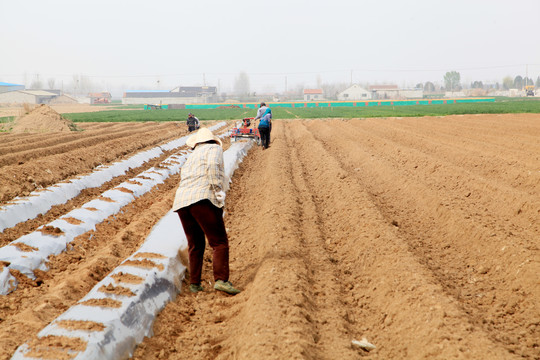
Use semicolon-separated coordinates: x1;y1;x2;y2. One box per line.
424;81;435;92
513;75;523;89
71;74;81;95
234;72;250;99
316;74;322;89
495;82;500;90
444;71;460;91
321;82;349;100
523;77;534;86
70;74;95;96
284;84;305;100
415;83;423;89
80;75;93;94
47;78;56;89
471;81;484;89
502;76;513;90
30;74;43;89
536;76;540;88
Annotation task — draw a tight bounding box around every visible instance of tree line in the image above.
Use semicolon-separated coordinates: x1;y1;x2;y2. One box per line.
415;71;540;92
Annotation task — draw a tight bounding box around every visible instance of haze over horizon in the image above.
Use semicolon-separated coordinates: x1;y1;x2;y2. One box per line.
1;0;539;96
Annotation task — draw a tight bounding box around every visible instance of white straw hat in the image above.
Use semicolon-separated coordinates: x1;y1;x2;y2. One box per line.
186;127;222;149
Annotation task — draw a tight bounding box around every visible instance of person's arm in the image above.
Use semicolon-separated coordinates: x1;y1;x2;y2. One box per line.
254;108;263;120
195;117;200;126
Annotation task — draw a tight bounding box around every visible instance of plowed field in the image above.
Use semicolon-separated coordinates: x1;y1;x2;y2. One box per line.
1;114;539;360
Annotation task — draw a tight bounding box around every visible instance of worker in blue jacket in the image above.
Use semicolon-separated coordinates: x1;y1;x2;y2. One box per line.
254;102;272;149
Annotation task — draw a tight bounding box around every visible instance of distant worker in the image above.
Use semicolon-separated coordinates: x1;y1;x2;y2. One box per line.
254;102;272;149
186;113;200;132
172;127;241;295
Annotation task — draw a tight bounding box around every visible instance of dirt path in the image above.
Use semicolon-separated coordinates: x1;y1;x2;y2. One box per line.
1;115;539;359
132;115;539;359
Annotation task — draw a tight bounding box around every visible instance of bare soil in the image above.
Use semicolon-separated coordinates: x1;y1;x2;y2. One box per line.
0;114;539;360
10;104;76;133
0;104;140;118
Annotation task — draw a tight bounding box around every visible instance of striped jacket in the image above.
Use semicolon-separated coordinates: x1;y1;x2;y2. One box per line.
172;143;225;210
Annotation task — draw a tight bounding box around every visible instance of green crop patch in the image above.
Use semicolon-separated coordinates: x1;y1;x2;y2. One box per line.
61;98;540;123
0;116;14;123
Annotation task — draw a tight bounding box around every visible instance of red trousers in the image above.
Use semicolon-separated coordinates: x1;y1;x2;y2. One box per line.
176;199;229;285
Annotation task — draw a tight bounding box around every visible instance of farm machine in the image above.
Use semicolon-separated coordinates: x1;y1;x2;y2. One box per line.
230;117;261;145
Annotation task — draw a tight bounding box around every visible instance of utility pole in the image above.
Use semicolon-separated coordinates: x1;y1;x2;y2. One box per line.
525;64;528;89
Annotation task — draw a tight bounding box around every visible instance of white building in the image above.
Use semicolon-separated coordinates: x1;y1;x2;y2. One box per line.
369;85;399;99
303;89;324;101
367;85;423;99
123;86;218;105
0;90;59;104
337;84;371;101
49;94;79;104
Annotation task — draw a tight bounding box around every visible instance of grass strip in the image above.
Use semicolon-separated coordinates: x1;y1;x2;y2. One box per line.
58;98;540;122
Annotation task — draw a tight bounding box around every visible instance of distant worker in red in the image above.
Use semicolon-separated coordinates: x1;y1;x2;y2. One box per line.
186;113;200;132
172;127;240;295
254;102;272;149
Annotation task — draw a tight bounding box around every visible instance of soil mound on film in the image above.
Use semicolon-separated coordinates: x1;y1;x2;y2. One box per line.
11;104;78;133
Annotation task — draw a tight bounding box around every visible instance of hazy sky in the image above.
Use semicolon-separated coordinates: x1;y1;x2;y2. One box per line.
1;0;539;94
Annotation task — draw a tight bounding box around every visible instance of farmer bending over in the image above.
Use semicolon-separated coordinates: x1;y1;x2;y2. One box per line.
172;127;240;295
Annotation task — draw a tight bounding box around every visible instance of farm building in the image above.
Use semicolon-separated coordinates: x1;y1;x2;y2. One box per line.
337;84;371;101
88;92;112;104
49;94;79;104
399;88;424;99
0;82;25;93
303;89;324;101
170;86;217;95
123;86;218;105
0;90;59;104
369;85;400;99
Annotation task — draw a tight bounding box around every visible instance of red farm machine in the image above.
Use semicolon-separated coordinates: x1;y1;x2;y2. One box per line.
230;117;261;145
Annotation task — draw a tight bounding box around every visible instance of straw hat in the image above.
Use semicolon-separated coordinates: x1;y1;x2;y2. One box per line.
186;127;222;149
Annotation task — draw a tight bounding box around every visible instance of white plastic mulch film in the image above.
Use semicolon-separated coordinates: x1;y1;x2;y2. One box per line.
11;138;253;360
0;122;226;232
0;123;227;295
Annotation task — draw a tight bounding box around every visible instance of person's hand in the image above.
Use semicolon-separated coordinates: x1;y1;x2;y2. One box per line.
215;191;226;203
